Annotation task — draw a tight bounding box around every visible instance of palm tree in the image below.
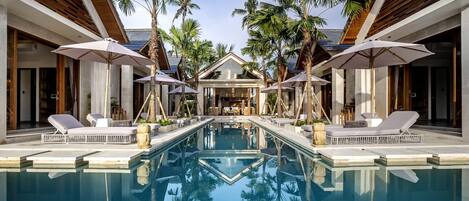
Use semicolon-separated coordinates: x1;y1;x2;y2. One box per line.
288;0;371;124
247;2;300;117
188;40;215;88
170;0;200;24
214;43;235;60
160;19;201;116
232;0;259;29
115;0;169;122
242;29;273;87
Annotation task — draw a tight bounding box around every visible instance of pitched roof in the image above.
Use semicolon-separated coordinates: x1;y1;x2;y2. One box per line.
198;52;264;80
124;29;170;70
91;0;128;43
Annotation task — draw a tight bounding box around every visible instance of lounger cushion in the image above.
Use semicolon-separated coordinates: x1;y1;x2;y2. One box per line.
67;127;137;136
377;111;419;131
327;127;400;136
48;114;84;134
86;113;104;126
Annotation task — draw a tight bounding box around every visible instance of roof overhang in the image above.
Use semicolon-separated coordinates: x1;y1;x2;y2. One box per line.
199;52;265;80
367;0;468;41
6;0;102;43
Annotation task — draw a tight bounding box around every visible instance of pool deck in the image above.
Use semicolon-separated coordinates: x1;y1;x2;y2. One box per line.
0;118;213;168
250;117;469;167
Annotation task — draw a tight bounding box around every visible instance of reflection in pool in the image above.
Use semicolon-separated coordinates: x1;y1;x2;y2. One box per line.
2;122;466;201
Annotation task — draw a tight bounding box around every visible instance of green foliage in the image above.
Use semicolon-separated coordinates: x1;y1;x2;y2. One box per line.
293;120;306;126
159;119;173;126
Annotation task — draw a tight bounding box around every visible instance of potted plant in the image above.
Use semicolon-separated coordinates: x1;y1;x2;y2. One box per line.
158;119;176;133
286;120;306;133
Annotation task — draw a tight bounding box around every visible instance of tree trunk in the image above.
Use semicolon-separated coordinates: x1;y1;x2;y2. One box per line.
304;31;317;125
148;4;161;122
276;55;283;117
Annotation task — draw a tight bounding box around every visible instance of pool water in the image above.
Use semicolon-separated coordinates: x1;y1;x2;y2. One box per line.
2;122;468;201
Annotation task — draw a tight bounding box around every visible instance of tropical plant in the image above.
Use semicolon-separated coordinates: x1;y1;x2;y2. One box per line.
232;0;259;29
169;0;200;24
187;39;215;88
287;0;371;124
115;0;169;122
214;43;235;60
247;2;301;117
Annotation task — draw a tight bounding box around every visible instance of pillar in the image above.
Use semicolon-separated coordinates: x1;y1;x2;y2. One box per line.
331;69;344;124
79;61;92;123
462;7;469;141
314;85;322;118
259;87;266;115
355;69;371;119
161;85;168;116
295;86;302;114
0;4;7;142
375;67;389;118
121;65;133;119
197;85;203;115
91;62;108;116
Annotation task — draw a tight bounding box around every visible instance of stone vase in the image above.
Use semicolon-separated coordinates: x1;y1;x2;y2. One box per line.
137;124;152;149
313;122;326;145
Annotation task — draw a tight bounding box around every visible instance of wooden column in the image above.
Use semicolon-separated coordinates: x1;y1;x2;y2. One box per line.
452;35;458;127
247;88;251;115
56;55;66;114
403;65;411;110
7;29;17;130
256;87;260;115
72;59;80;118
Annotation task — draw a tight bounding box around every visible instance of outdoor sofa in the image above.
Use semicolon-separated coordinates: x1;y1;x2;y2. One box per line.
42;114;137;144
326;111;423;144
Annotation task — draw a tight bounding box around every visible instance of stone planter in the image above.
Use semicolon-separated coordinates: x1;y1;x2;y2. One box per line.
159;124;177;133
285;124;303;133
190;119;197;124
136;124;151;149
313;122;326;145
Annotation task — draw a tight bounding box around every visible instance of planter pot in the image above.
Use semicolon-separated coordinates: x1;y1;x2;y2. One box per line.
313;122;326;145
285;124;303;133
136;124;151;149
159;124;177;133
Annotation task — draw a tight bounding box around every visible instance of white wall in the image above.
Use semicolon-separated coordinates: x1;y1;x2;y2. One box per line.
461;7;469;141
0;4;7;142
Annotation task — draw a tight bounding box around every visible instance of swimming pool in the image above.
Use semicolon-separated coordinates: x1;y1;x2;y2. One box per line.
2;122;467;201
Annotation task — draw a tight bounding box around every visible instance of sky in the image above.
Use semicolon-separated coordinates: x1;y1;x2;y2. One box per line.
117;0;348;59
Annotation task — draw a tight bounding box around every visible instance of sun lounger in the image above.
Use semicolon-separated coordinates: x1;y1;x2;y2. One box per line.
86;113;131;127
326;111;423;144
42;114;137;144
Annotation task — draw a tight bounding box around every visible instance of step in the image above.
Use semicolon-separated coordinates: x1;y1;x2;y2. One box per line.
0;150;49;168
414;147;469;165
83;151;142;169
27;151;97;168
366;148;432;166
319;149;379;167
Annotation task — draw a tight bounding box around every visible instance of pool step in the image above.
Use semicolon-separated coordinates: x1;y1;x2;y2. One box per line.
83;151;142;169
0;150;49;168
366;148;432;166
319;149;379;167
415;147;469;165
27;151;97;168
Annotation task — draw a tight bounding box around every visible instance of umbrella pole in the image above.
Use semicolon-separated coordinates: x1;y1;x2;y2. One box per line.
156;95;167;120
312;89;331;124
133;91;152;124
104;62;111;118
271;100;278;116
293;85;307;126
370;59;376;114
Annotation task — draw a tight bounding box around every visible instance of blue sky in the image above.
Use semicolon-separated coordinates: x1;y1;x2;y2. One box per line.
117;0;347;58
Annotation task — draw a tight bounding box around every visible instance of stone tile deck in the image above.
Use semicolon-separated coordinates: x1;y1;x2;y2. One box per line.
0;150;48;168
366;148;432;166
414;147;469;165
318;149;380;167
27;151;98;168
84;151;142;169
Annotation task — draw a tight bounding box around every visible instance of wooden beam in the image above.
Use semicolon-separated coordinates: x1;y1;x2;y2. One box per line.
8;29;18;130
452;36;457;127
56;55;66;114
73;59;80;118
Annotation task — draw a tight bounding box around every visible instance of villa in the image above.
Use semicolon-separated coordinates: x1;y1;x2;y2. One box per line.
0;1;171;143
315;0;469;140
2;1;469;201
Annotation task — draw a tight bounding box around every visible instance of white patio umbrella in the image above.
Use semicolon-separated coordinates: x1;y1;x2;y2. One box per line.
169;86;199;94
261;84;294;93
323;40;433;113
281;71;331;124
133;70;186;122
52;38;153;118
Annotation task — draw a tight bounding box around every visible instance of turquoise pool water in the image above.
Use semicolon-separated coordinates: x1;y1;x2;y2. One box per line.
2;122;467;201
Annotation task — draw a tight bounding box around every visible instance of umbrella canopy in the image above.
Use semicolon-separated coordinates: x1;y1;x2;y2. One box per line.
169;86;199;94
52;38;153;118
261;83;294;94
324;40;433;69
323;40;433;113
52;38;153;66
282;71;330;87
389;170;419;183
135;70;186;86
